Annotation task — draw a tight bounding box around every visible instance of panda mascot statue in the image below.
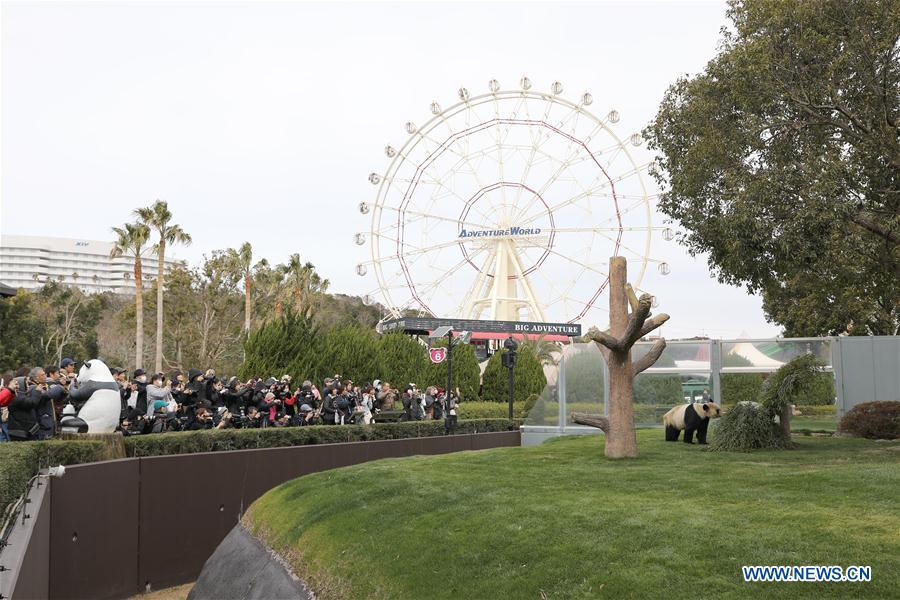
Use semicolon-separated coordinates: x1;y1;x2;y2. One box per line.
59;359;121;434
662;401;722;444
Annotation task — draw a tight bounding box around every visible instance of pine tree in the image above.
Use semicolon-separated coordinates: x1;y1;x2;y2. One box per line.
482;345;547;403
239;309;322;382
423;339;481;400
378;332;429;388
319;325;382;384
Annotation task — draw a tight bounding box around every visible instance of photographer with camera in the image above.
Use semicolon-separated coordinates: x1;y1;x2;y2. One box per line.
321;383;338;425
259;391;281;427
353;384;375;425
222;376;253;415
186;407;215;430
401;383;424;421
374;380;396;411
146;372;173;418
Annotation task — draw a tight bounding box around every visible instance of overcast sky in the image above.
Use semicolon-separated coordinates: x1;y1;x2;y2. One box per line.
0;1;781;339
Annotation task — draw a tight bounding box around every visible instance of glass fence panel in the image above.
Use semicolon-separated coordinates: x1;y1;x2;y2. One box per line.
526;342;607;427
633;340;711;371
720;339;832;369
634;372;711;425
523;337;837;430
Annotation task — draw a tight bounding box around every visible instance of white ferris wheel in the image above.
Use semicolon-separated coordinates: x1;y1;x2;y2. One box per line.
355;77;673;325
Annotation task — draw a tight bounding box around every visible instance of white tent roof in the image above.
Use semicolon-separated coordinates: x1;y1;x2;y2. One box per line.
728;341;784;368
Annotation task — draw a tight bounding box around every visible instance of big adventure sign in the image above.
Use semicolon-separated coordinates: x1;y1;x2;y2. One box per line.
382;317;582;338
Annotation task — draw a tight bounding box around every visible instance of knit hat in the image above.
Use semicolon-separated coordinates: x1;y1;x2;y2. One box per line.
133;369;146;378
187;369;203;382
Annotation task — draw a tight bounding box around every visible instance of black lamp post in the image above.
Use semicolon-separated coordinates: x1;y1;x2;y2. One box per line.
502;336;519;419
446;328;454;401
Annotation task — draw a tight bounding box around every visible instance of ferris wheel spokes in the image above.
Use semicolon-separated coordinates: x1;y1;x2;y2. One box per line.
363;80;668;325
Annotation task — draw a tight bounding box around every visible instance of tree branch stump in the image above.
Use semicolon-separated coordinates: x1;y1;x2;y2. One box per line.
572;412;609;433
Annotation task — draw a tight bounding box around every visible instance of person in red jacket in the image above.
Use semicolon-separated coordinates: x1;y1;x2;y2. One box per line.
0;371;16;442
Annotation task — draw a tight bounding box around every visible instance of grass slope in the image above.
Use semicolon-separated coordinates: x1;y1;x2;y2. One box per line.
247;430;899;599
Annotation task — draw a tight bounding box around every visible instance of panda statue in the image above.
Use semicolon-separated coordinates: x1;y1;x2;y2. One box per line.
662;401;722;444
62;359;121;434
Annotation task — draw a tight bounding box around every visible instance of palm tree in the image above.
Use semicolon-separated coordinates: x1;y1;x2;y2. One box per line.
519;334;561;366
134;200;192;372
110;222;151;369
282;253;330;317
226;242;257;333
249;261;285;320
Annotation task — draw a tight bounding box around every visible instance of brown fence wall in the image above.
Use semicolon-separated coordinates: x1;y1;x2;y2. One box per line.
37;430;519;600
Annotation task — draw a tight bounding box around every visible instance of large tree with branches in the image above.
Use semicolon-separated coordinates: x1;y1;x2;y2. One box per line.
575;257;669;458
644;0;899;336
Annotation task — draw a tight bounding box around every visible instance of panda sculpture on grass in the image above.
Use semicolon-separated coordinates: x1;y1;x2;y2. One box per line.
59;359;121;434
662;402;722;445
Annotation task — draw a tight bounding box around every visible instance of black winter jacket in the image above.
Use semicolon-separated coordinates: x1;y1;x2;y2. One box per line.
7;380;44;440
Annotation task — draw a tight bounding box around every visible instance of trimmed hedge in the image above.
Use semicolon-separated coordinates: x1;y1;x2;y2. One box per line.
1;419;520;520
839;401;900;440
0;440;104;523
458;402;527;420
124;419;521;456
795;404;837;417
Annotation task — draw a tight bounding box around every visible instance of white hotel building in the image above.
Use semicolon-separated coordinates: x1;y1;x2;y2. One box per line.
0;235;182;295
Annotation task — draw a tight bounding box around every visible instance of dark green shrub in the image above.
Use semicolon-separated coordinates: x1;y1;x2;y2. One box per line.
240;310;323;382
802;371;837;405
424;339;481;401
709;402;792;452
378;332;430;389
720;352;763;406
318;324;382;384
720;373;764;405
0;440;105;521
632;349;681;405
839;401;900;439
633;373;683;405
481;345;547;403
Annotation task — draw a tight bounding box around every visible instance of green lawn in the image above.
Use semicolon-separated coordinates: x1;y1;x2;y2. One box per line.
246;430;899;599
791;416;838;432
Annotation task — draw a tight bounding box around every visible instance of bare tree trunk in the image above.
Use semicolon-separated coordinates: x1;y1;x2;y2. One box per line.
604;257;638;458
244;274;252;333
134;258;144;370
155;241;166;373
583;256;671;459
780;405;792;437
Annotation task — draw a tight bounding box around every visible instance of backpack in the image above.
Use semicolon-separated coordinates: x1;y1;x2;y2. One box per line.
0;388;13;408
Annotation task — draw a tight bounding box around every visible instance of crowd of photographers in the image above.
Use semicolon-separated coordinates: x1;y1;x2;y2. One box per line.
0;359;461;442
